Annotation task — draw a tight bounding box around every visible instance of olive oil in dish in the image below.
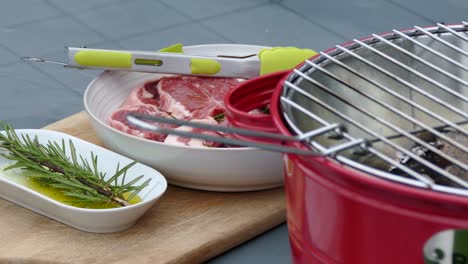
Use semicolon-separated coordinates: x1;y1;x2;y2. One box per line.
1;167;142;209
0;123;150;209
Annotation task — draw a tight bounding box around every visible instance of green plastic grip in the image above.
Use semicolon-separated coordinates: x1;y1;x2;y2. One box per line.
74;50;132;68
158;43;184;53
74;43;184;69
190;58;221;75
258;47;317;75
160;43;221;75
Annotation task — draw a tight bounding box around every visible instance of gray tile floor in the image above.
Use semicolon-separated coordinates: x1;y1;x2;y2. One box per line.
0;0;466;263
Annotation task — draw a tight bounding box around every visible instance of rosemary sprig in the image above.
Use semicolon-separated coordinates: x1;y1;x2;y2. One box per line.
213;112;225;122
259;106;270;114
0;123;151;208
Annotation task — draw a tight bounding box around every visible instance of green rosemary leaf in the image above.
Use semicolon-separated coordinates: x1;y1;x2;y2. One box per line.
61;139;66;159
92;152;99;179
121;169;127;190
22;170;58;179
8;149;50;174
0;123;151;208
8;126;22;145
69;139;78;166
51;141;67;161
4;162;26;171
120;175;145;189
99;171;106;181
213;112;225;122
126;178;151;202
79;155;91;172
52;177;96;193
260;106;270;114
21;134;34;152
105;161;137;186
114;163;120;186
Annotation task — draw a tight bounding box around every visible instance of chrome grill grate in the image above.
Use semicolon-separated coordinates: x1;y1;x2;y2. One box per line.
281;23;468;195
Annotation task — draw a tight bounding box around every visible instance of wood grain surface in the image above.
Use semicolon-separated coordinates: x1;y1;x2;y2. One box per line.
0;112;286;264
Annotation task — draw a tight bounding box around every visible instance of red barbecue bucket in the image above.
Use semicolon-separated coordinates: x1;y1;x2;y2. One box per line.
225;24;468;264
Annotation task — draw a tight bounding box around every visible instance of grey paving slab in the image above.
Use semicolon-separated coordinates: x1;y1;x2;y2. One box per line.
208;224;292;264
201;4;346;51
36;40;125;64
0;0;61;27
387;0;468;23
119;22;230;51
160;0;269;20
77;41;126;50
73;0;189;40
31;59;102;95
281;0;433;40
0;16;105;58
47;0;123;12
0;63;83;129
0;45;19;66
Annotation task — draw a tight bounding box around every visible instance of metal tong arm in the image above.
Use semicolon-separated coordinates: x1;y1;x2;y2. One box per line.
127;113;324;156
127;113;467;157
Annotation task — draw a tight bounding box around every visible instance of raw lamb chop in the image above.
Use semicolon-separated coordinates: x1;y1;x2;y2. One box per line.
157;76;241;120
121;80;160;107
164;117;222;147
109;76;241;147
109;104;175;141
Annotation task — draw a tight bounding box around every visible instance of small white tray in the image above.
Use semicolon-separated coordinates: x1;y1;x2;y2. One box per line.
0;129;167;233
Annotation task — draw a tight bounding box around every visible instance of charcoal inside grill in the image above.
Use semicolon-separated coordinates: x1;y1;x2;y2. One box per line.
389;130;467;187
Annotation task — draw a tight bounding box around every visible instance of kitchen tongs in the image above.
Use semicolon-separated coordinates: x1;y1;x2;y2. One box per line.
22;45;317;79
126;113;327;156
126;113;468;157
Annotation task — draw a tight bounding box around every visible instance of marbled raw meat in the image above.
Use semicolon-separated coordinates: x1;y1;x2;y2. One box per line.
121;80;160;107
109;104;175;141
110;76;241;147
157;76;240;120
163;117;222;147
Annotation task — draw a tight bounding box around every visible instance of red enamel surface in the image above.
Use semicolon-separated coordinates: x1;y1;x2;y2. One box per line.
224;70;289;143
266;24;468;264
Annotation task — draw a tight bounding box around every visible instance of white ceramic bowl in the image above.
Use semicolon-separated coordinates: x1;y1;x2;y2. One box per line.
84;44;283;192
0;129;167;233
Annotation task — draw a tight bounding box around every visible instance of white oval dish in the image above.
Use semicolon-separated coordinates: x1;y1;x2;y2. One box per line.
0;129;167;233
84;44;284;192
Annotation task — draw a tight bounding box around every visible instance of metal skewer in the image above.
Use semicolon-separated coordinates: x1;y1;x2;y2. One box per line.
21;57;68;66
127;113;326;156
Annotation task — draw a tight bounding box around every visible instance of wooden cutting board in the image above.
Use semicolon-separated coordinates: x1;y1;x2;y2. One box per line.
0;112;286;264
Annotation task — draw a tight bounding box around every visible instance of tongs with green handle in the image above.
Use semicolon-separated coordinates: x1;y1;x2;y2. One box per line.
22;44;317;79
